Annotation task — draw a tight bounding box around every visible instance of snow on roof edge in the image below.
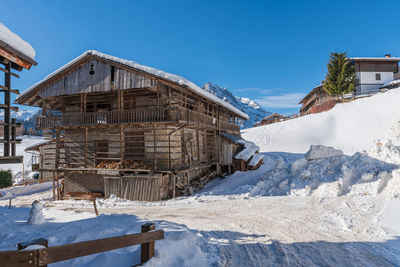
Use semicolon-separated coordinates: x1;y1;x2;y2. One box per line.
18;50;249;119
0;23;36;61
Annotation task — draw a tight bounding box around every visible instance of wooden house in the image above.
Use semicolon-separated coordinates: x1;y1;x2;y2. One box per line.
25;140;55;181
16;50;249;201
298;84;337;116
254;113;288;127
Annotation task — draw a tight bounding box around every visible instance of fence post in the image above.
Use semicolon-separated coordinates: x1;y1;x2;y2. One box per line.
140;223;155;264
92;198;99;216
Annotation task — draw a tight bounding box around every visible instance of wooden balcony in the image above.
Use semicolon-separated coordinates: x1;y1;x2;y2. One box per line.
36;107;240;132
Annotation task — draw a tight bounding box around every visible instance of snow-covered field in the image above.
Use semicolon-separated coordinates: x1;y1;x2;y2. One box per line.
1;90;400;266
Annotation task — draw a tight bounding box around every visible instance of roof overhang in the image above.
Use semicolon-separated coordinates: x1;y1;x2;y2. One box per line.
16;51;248;119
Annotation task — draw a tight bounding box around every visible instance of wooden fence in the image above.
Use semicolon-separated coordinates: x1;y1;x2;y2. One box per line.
0;223;164;267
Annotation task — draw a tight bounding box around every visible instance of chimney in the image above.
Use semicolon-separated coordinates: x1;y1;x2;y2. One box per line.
385;54;391;58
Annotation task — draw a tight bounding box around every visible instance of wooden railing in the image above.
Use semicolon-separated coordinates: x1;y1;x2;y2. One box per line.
0;223;163;266
36;107;240;132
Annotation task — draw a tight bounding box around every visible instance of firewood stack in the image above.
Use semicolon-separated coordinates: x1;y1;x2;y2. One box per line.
96;160;150;170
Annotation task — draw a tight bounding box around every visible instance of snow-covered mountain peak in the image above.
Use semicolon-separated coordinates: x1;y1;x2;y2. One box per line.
202;82;271;129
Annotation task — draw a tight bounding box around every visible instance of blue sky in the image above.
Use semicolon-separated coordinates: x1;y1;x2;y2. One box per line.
3;0;400;115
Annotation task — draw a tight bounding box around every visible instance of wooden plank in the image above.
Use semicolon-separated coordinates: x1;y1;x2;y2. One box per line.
0;66;20;78
0;85;20;94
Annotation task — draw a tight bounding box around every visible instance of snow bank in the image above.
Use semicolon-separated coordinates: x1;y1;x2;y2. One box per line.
305;145;343;160
204;148;400;198
0;23;35;60
242;89;400;155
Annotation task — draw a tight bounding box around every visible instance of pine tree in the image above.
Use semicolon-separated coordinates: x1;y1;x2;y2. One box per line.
323;52;356;95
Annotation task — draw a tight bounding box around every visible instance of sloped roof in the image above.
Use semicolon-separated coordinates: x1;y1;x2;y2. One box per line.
261;113;288;121
17;50;248;119
350;57;400;62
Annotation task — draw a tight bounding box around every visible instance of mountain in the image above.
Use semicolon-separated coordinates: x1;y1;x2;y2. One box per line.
0;109;37;121
0;109;41;135
202;82;271;129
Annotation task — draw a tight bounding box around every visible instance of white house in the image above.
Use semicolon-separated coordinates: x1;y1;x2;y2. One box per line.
351;55;400;94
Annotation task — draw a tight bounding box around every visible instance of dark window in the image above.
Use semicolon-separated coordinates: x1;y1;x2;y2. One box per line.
111;66;115;82
376;73;381;80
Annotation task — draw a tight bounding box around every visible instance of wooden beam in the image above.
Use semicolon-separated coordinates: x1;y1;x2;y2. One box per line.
0;85;20;95
0;47;32;70
0;66;19;78
0;104;18;112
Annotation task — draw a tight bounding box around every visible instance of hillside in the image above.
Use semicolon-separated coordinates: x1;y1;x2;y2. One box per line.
202;82;271;128
242;89;400;155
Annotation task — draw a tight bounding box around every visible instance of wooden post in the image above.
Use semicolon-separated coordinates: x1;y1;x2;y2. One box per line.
52;171;56;201
172;174;176;198
11;118;16;156
153;124;156;170
56;171;60;200
92;198;99;216
3;61;11;157
85;127;88;167
8;198;11;209
141;223;155;264
120;125;124;165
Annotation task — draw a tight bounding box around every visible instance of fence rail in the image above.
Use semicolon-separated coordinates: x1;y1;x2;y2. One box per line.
36;107;240;132
0;223;163;267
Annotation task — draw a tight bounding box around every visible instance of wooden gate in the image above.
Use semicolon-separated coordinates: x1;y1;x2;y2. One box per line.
104;174;162;201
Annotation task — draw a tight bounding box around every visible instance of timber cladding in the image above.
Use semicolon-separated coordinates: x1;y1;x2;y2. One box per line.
104;174;169;201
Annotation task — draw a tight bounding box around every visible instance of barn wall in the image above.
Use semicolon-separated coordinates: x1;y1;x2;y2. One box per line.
39;59;156;98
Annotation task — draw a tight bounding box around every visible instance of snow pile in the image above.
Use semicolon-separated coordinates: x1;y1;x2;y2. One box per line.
0;23;35;60
242;88;400;155
28;201;46;224
369;140;400;165
204;146;400;198
234;139;259;161
305;145;343;160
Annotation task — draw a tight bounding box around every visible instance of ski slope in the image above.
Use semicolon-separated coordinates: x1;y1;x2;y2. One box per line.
242;89;400;155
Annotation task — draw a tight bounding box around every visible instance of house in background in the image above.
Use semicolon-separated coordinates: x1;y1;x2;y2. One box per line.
254;113;288;127
300;54;400;116
298;83;336;116
351;55;400;95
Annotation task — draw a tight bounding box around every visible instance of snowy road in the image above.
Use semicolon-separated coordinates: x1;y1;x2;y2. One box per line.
7;189;397;266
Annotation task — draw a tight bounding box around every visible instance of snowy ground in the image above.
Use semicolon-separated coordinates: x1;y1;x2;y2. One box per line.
2;90;400;266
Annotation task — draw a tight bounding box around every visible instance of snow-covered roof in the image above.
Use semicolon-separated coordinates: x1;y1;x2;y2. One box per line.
18;50;248;119
261;113;288;121
25;140;52;151
0;23;36;61
380;79;400;89
350;57;400;62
